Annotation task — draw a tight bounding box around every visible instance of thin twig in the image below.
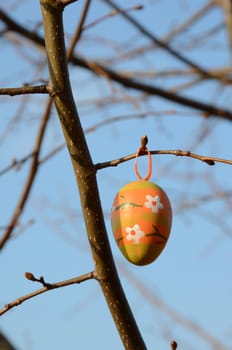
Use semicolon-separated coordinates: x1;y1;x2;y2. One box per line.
101;0;227;82
0;152;35;176
0;271;95;316
163;0;216;43
95;149;232;170
82;4;143;32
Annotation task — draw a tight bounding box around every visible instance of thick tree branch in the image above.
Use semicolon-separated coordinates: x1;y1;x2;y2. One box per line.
39;1;147;349
1;9;232;120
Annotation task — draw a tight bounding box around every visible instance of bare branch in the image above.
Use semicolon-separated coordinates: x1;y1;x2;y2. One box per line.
0;84;49;96
164;0;216;43
0;153;34;176
0;271;95;316
101;0;226;82
95;149;232;170
77;58;232;119
1;9;232;119
82;4;143;32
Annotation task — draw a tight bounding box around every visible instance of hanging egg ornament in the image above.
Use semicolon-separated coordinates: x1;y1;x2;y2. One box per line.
111;139;172;266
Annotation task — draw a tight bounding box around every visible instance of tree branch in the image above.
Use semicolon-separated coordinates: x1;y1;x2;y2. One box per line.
1;9;232;120
163;0;215;43
102;0;226;82
82;4;143;32
0;152;35;176
39;1;147;349
0;271;95;316
82;62;232;120
95;149;232;170
0;84;49;96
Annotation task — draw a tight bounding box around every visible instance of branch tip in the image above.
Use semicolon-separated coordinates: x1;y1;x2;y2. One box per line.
135;5;144;10
24;272;36;281
140;134;148;149
24;272;52;288
170;340;178;350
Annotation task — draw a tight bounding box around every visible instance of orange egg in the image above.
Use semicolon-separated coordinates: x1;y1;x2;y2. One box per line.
111;180;172;266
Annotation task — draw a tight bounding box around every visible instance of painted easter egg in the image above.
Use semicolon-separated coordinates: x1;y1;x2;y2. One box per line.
111;180;172;266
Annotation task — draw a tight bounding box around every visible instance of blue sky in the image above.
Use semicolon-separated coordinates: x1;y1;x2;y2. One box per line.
0;1;232;349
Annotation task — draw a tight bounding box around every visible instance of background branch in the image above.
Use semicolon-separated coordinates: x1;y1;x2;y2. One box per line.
101;0;226;82
0;0;92;250
1;9;232;119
